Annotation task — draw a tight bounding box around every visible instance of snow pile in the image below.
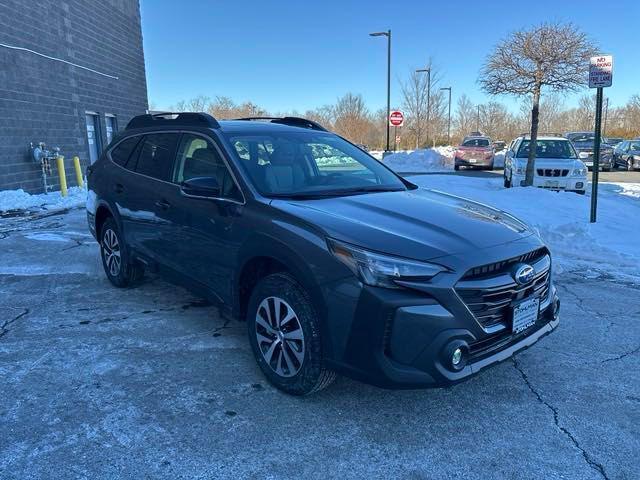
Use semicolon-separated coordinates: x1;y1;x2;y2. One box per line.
409;175;640;281
493;151;506;168
382;147;455;173
0;186;86;213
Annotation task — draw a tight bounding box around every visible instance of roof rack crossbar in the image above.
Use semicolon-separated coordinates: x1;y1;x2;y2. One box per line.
125;112;220;130
235;116;328;132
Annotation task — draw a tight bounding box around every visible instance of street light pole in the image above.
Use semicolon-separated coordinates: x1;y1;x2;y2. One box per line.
416;66;431;147
370;30;391;152
440;87;452;145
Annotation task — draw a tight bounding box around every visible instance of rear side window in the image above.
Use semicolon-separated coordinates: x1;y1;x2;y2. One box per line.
110;136;140;167
135;133;179;181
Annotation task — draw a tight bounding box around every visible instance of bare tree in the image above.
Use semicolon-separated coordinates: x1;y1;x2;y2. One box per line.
333;93;373;143
452;94;477;143
400;69;429;148
173;95;211;112
479;22;596;185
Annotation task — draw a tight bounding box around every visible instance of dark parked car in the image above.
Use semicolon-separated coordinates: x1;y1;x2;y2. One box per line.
605;137;624;148
612;140;640;170
565;131;614;171
87;112;560;395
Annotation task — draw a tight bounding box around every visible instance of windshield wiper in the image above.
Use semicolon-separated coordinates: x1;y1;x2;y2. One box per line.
268;185;405;199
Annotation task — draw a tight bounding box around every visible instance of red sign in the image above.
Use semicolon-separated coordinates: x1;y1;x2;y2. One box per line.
389;110;404;127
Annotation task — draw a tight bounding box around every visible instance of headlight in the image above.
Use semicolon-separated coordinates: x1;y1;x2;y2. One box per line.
634;155;640;161
327;238;445;289
572;167;587;176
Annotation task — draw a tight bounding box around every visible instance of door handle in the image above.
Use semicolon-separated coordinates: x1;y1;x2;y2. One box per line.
113;183;124;193
155;199;171;210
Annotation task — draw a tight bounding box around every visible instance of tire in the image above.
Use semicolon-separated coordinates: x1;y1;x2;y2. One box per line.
247;272;335;395
487;161;494;171
504;171;512;188
454;164;460;171
100;218;144;288
628;159;634;171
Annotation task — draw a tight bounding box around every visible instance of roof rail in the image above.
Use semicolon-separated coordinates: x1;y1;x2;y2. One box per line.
125;112;220;130
518;132;565;138
235;116;328;132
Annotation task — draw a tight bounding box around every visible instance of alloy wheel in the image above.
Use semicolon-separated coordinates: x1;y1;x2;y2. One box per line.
102;228;122;277
255;296;305;377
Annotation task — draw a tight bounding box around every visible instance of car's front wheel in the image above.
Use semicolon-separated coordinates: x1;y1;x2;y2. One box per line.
100;218;144;287
628;158;634;171
247;273;335;395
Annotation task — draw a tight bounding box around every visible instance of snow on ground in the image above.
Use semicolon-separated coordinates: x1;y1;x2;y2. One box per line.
0;186;86;214
408;174;640;282
377;147;456;173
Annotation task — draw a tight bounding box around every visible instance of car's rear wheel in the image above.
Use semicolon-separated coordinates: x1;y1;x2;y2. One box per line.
100;218;144;287
247;273;335;395
454;164;460;171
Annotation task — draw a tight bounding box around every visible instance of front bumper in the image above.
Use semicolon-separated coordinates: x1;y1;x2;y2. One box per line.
511;173;586;192
324;242;560;389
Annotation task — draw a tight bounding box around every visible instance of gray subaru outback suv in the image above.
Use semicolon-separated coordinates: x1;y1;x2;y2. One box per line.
86;112;560;395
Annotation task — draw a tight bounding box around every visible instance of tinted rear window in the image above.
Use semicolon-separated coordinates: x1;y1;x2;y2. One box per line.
110;136;140;167
135;133;179;181
462;138;490;147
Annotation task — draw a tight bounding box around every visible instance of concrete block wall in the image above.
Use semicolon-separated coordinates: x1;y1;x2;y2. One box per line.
0;0;148;193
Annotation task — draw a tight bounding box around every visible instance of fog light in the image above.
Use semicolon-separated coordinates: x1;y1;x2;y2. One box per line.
452;348;463;366
576;182;584;189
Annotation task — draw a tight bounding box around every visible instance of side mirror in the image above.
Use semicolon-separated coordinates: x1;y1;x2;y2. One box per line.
181;176;220;198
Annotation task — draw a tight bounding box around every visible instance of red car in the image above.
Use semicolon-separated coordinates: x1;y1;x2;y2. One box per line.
455;136;495;170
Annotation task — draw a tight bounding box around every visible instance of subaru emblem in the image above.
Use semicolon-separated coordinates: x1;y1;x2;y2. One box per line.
514;264;535;285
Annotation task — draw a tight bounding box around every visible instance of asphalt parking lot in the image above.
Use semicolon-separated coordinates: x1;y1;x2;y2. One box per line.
1;208;638;479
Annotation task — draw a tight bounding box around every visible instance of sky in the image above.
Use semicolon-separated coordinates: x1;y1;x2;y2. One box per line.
141;0;640;115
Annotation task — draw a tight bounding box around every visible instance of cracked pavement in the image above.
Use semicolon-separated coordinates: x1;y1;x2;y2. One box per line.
1;209;638;479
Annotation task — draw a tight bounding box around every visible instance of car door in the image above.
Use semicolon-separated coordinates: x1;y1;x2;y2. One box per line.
614;141;627;167
161;132;245;304
125;132;181;265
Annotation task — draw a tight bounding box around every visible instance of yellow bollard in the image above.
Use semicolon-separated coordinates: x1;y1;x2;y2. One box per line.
56;155;68;197
73;156;84;188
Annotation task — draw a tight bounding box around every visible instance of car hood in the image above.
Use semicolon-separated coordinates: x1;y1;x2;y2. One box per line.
271;188;532;261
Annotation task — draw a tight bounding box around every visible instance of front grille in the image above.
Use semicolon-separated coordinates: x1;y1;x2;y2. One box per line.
461;247;547;281
456;250;551;330
536;168;569;177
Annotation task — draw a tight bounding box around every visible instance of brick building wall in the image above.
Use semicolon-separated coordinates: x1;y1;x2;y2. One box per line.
0;0;148;193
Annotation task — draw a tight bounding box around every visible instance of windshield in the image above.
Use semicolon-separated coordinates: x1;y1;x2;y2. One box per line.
566;133;595;143
462;138;490;147
516;140;577;159
225;131;407;198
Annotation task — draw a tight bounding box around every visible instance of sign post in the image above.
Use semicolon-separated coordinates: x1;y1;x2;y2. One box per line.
389;111;404;153
588;55;613;223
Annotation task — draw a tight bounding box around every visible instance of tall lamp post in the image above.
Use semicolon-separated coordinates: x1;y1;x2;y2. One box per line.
440;87;452;145
416;66;431;146
370;30;391;152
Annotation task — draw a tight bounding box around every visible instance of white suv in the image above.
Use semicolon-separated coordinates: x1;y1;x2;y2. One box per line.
504;135;587;194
